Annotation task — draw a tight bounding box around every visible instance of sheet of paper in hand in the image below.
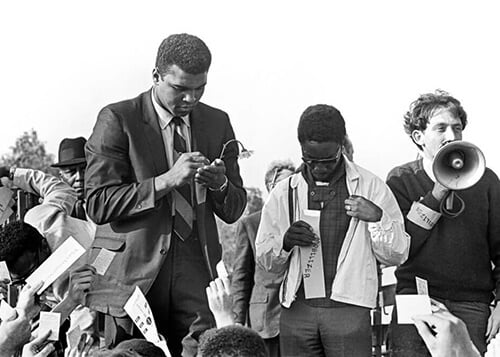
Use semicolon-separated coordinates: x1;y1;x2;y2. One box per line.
299;209;326;299
38;311;62;341
396;295;432;324
26;236;86;294
124;286;172;357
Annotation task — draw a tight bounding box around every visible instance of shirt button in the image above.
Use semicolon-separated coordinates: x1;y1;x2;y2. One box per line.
137;203;142;209
311;191;315;196
160;249;167;255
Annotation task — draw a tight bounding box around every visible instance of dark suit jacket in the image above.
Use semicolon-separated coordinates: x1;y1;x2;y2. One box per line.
231;210;282;339
84;89;246;317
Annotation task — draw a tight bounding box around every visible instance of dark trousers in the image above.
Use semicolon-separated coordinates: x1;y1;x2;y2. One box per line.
104;235;215;357
280;300;371;357
390;299;490;356
264;335;280;357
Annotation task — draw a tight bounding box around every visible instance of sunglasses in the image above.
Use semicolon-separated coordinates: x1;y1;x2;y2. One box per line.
302;146;342;166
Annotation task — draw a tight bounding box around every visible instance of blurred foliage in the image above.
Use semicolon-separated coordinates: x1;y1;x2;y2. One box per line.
218;186;264;274
0;129;56;174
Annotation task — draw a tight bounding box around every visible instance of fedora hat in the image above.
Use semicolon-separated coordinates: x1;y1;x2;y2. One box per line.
51;137;87;168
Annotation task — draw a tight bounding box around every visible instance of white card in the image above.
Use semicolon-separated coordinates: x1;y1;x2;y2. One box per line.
0;261;11;283
415;276;429;295
38;311;61;341
26;237;86;294
300;209;326;299
124;286;161;344
396;295;432;324
91;248;116;275
0;299;16;321
216;260;228;279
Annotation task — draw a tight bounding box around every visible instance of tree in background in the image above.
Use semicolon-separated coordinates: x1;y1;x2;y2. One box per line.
218;186;264;273
0;129;55;173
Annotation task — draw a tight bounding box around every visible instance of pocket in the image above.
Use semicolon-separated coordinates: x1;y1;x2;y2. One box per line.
250;290;269;304
92;236;126;252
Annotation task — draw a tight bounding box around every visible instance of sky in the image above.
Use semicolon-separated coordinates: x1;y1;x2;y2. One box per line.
1;0;499;195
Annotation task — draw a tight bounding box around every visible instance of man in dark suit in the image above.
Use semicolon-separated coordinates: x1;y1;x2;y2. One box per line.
231;160;295;357
84;33;246;356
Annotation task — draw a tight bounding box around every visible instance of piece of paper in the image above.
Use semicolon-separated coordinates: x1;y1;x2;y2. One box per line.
415;276;429;295
216;260;228;279
38;311;61;341
155;340;172;357
91;248;116;275
66;325;82;350
299;209;326;299
124;286;161;344
0;299;17;321
26;236;86;294
0;261;11;283
396;295;432;324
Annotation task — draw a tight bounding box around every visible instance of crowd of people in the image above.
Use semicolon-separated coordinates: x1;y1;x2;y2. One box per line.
0;32;499;357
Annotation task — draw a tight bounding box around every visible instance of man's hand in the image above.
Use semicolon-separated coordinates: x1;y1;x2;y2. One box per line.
283;220;318;252
344;195;382;222
206;277;233;328
64;333;95;357
195;158;227;190
21;330;55;357
412;300;481;357
68;265;96;305
486;303;500;343
16;281;43;320
432;181;450;202
0;313;32;356
170;152;209;187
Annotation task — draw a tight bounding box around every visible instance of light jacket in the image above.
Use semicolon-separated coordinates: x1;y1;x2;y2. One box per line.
255;158;410;309
13;168;97;334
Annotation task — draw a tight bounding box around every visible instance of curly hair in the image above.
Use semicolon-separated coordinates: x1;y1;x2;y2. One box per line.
155;33;211;76
264;159;296;190
198;325;267;357
297;104;346;144
404;90;468;150
0;221;43;263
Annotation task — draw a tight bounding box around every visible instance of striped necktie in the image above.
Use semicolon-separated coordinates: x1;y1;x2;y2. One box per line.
172;116;193;241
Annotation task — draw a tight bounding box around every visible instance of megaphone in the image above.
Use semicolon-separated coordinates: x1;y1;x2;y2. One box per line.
432;140;486;190
432;141;486;217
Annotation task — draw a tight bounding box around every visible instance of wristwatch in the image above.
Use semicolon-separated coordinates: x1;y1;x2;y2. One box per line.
209;175;228;192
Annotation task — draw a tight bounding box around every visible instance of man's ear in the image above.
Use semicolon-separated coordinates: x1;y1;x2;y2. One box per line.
152;68;161;84
411;130;425;147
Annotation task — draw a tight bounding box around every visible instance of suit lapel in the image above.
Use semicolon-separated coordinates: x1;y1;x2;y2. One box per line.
141;89;168;175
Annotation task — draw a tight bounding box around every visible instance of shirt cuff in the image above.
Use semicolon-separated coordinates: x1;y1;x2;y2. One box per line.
407;201;441;230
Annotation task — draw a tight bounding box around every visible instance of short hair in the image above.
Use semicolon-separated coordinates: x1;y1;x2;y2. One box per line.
198;325;267;357
0;221;43;263
155;33;212;76
264;159;296;190
114;339;165;357
297;104;346;144
404;89;468;150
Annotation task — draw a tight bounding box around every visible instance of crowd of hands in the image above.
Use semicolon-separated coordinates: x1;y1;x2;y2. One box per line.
0;263;491;357
0;280;95;357
0;265;98;357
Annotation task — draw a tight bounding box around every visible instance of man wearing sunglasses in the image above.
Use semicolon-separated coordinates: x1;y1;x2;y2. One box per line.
255;104;410;356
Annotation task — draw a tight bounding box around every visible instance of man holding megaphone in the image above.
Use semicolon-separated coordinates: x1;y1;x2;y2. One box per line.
386;90;500;356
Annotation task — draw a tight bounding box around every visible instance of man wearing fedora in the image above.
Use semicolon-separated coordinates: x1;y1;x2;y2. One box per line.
52;137;88;220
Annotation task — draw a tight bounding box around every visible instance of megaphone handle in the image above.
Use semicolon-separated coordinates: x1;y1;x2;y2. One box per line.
445;191;454;210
